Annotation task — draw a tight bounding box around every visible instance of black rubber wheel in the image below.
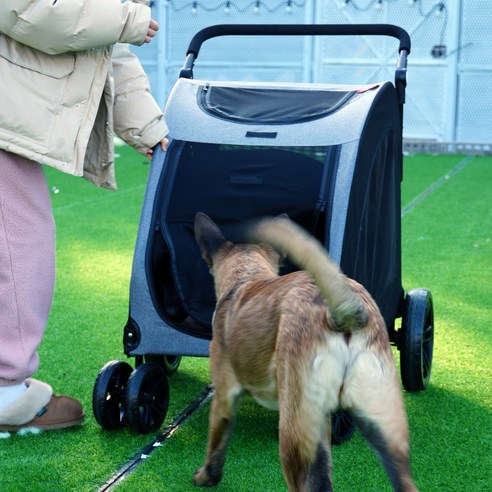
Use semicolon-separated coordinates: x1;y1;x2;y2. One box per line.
331;411;356;445
400;288;434;392
125;362;170;433
145;354;182;376
93;360;133;430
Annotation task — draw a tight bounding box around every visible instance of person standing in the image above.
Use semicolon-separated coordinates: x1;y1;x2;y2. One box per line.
0;0;168;431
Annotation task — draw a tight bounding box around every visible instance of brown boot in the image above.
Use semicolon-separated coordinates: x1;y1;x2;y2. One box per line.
0;378;84;431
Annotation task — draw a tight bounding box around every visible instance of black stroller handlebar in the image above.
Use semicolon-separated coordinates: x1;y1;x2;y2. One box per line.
180;23;410;105
185;24;411;58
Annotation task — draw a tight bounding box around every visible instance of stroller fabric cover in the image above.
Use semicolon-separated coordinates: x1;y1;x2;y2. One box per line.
132;78;403;349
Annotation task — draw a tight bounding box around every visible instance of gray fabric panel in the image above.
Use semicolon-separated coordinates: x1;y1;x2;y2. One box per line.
165;79;381;147
128;146;210;357
328;140;359;265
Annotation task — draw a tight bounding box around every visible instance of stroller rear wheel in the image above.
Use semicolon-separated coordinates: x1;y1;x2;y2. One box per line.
125;362;170;433
331;411;356;445
93;360;133;430
400;288;434;392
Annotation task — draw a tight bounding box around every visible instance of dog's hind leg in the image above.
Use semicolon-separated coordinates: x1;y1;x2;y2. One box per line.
278;410;333;492
353;413;418;492
343;353;419;492
193;356;244;487
278;379;334;492
308;434;333;492
278;415;310;491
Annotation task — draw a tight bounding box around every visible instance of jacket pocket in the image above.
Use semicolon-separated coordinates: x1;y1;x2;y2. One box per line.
0;35;77;159
0;35;74;78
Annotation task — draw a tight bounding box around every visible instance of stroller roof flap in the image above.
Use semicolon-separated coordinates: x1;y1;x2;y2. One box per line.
165;79;391;147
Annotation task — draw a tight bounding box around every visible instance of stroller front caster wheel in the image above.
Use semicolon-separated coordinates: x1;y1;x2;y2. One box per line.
125;362;170;433
400;288;434;392
163;355;182;375
144;354;182;376
93;360;133;430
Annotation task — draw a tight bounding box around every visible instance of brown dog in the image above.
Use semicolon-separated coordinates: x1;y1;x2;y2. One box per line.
193;213;418;492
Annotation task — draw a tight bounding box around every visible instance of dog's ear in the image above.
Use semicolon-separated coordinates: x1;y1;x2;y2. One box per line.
194;213;229;266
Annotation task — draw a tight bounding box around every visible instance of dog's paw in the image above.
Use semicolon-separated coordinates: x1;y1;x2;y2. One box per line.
193;466;221;487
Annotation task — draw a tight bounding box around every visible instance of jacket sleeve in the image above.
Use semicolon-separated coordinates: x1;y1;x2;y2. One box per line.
111;44;169;155
0;0;150;55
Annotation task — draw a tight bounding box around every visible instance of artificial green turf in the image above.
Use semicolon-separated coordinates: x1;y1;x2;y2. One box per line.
400;153;466;207
1;149;490;491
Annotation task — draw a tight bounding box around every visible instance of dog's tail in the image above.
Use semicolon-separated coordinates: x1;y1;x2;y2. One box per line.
248;217;368;331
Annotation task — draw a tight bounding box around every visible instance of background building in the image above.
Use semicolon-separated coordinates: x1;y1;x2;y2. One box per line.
135;0;491;153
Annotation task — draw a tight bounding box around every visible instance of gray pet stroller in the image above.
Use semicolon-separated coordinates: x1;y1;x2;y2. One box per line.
93;24;434;441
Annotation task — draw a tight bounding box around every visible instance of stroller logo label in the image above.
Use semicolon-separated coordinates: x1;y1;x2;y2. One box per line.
245;131;278;138
230;174;263;185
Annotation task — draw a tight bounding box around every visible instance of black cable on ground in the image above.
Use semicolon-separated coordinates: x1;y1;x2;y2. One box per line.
98;385;214;491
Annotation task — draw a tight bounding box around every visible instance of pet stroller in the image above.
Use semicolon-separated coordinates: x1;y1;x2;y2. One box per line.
93;24;434;441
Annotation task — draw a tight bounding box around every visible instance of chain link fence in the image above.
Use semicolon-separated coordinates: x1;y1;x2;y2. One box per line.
136;0;491;153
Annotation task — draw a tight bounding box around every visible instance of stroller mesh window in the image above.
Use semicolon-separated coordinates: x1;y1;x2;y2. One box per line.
149;141;341;336
198;85;356;124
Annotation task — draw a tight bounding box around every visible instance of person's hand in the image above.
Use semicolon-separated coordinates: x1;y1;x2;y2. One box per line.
146;138;169;158
145;19;159;43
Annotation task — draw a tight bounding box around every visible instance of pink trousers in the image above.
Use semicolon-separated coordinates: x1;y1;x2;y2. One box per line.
0;149;55;386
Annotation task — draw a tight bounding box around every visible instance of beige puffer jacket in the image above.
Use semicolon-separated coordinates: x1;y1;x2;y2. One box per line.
0;0;168;189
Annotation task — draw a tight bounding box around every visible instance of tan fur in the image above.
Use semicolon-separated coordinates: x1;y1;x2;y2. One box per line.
193;213;418;492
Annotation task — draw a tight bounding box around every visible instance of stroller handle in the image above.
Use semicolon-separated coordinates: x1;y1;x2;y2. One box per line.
185;24;410;59
180;23;410;105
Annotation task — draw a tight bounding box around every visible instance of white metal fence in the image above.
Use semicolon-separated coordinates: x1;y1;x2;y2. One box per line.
135;0;492;153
